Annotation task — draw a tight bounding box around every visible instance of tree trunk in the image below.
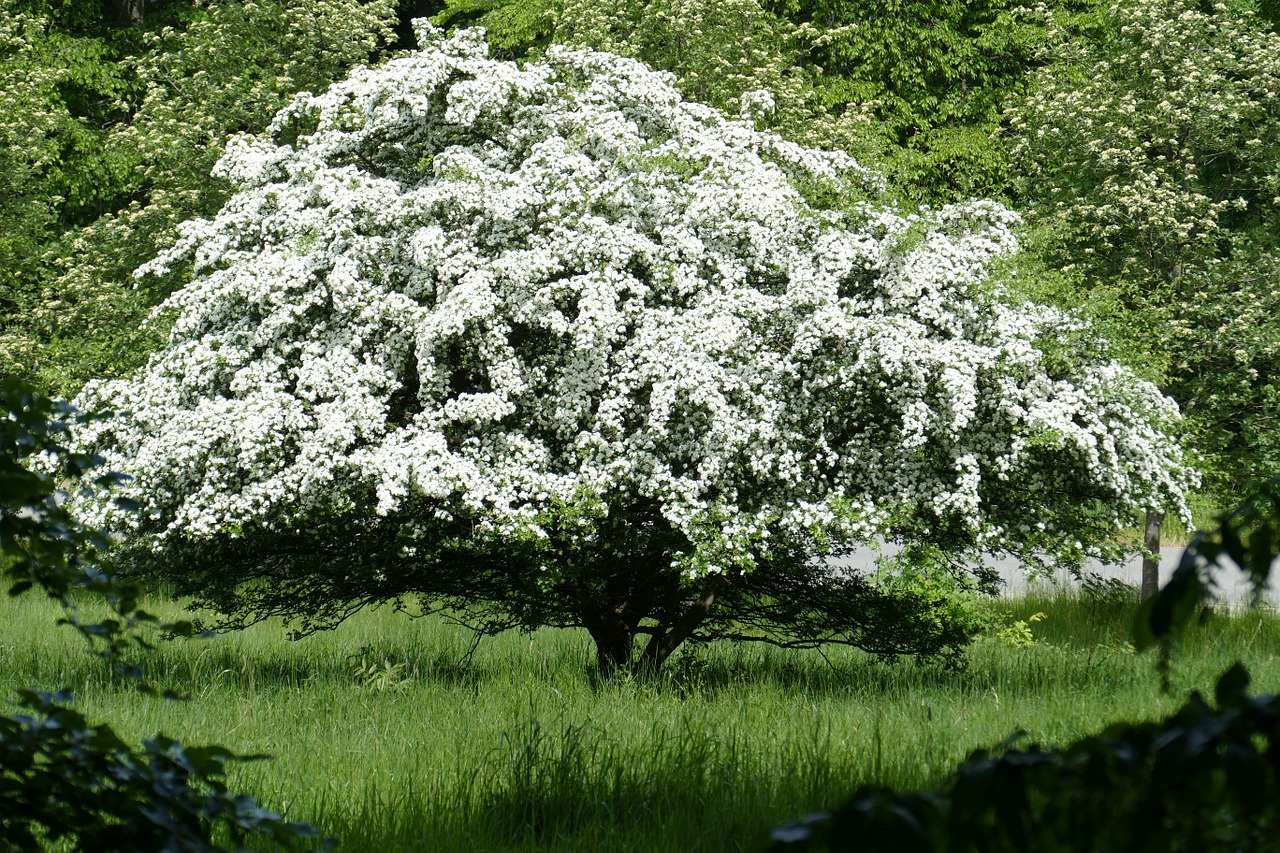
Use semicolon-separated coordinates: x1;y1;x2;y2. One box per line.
106;0;144;24
1141;509;1164;601
584;614;636;678
580;573;730;678
636;573;728;675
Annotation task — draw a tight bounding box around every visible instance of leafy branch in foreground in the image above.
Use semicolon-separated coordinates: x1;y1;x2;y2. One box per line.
0;378;193;686
770;664;1278;853
0;378;327;852
0;690;323;853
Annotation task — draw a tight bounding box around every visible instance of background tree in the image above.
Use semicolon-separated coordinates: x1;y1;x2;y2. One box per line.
0;3;137;374
0;0;399;396
425;0;888;163
771;0;1075;203
1006;0;1280;594
71;25;1193;676
424;0;1106;204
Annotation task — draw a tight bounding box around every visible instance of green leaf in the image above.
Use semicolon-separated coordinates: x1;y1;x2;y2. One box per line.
1136;551;1205;649
1214;662;1251;706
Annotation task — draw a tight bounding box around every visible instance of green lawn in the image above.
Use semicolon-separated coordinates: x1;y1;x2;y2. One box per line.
3;588;1279;852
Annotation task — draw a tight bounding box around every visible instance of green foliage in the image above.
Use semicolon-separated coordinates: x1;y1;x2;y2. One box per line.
995;611;1045;649
0;5;132;352
0;379;327;851
1167;254;1280;492
427;0;874;160
351;654;413;692
427;0;1088;203
3;564;1280;852
770;664;1280;852
0;0;399;396
427;0;557;56
775;0;1079;201
0;689;324;852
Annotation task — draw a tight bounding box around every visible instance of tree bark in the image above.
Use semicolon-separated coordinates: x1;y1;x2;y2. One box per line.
1141;509;1164;601
588;617;640;676
583;610;636;678
636;573;729;675
106;0;144;24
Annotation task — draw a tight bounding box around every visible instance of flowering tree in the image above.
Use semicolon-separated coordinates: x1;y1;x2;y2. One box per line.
76;23;1193;675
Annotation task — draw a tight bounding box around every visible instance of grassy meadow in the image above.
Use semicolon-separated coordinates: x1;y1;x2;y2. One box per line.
4;586;1280;852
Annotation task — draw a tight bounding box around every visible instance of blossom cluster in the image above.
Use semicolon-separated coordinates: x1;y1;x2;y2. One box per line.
74;23;1194;580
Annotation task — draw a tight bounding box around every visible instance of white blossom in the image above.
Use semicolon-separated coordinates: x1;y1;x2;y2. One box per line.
73;23;1194;580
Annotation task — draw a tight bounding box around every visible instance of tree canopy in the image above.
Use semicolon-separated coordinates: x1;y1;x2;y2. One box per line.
70;24;1193;673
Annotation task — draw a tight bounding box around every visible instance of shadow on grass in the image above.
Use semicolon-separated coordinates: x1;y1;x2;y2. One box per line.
298;712;839;853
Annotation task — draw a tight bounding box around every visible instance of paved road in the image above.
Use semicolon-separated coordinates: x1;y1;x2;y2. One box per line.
829;545;1279;608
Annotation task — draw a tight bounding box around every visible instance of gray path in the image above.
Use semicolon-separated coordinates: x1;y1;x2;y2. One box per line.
829;546;1278;608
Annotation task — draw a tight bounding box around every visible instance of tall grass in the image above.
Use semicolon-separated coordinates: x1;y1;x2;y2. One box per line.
3;587;1279;852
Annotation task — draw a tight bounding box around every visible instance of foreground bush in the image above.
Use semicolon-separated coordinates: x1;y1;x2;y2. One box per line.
0;690;325;853
0;379;324;851
771;664;1278;852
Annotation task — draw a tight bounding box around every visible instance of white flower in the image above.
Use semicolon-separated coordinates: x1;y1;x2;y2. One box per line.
74;24;1195;580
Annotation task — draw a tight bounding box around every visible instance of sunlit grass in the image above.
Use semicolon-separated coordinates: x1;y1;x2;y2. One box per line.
4;587;1280;851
